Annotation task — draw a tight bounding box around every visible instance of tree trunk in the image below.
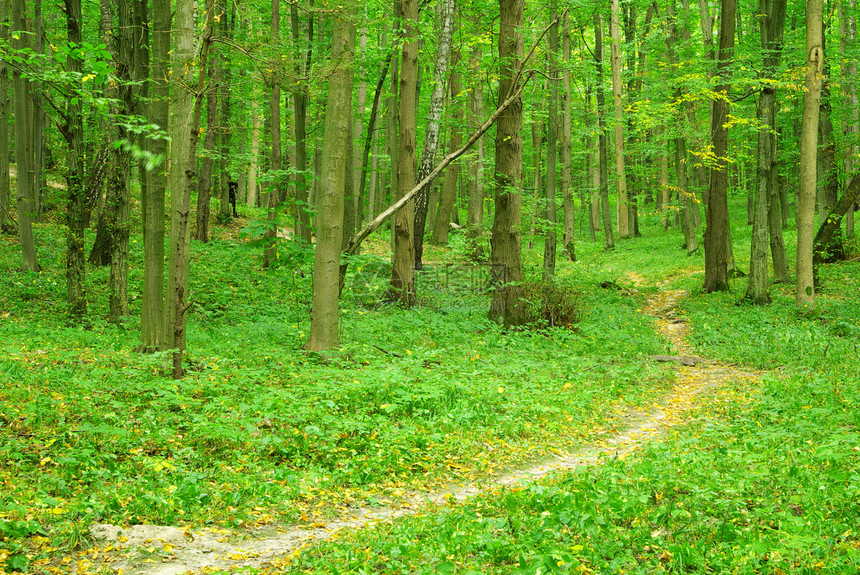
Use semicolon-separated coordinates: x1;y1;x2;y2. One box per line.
796;0;823;308
32;0;45;221
465;40;485;251
62;0;87;317
195;68;218;243
746;0;786;303
358;53;392;225
561;12;574;261
388;0;418;305
542;0;559;279
307;15;354;352
609;0;629;238
352;28;368;224
263;0;281;269
216;0;233;222
527;113;542;251
433;64;462;245
0;0;11;234
488;0;526;325
413;0;455;268
703;0;736;293
168;0;212;376
291;1;313;241
386;7;400;232
246;99;261;207
140;0;167;352
840;0;857;238
11;0;38;271
594;12;614;251
586;86;599;240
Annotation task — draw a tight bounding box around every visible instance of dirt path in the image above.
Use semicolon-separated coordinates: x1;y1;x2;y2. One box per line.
84;288;761;575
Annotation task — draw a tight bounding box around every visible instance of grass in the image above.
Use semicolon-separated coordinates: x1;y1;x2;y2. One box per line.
1;203;677;573
2;190;858;574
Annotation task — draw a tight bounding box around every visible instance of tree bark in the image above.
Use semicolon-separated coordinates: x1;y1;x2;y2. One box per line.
0;0;11;234
168;0;212;376
796;0;823;308
465;40;485;251
139;0;168;352
488;0;526;325
413;0;455;268
840;0;857;237
388;0;418;305
595;12;614;251
542;0;559;279
62;0;87;317
246;99;261;207
746;0;786;304
703;0;736;293
561;12;575;261
307;15;354;352
609;0;629;238
263;0;281;269
11;0;38;271
195;64;218;243
433;62;462;245
291;1;313;241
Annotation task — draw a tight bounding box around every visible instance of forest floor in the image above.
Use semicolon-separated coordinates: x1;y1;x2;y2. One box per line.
78;282;762;575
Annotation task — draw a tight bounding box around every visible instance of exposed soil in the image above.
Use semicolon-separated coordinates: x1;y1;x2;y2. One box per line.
84;286;762;575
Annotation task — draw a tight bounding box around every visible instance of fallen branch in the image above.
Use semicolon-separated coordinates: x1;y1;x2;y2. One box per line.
649;355;703;367
344;75;533;258
343;12;564;260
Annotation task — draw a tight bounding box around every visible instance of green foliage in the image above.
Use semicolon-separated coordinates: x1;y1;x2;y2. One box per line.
521;279;581;329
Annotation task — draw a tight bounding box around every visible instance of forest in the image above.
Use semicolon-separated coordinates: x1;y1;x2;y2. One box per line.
1;0;859;572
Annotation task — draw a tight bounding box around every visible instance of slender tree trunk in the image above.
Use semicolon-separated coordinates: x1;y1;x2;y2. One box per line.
195;70;218;243
816;32;841;260
796;0;823;308
542;0;559;279
168;0;212;376
247;99;261;207
609;0;629;238
595;12;614;251
263;0;281;269
139;0;167;352
489;0;526;325
0;0;11;234
11;0;38;271
358;52;392;225
62;0;86;317
291;1;313;241
388;0;418;305
433;62;462;245
746;0;786;303
586;86;599;240
216;0;233;221
527;114;542;251
703;0;736;293
352;28;368;222
465;41;485;250
413;0;455;268
386;7;400;232
840;0;858;238
659;129;671;230
561;12;575;261
32;0;45;221
307;15;354;352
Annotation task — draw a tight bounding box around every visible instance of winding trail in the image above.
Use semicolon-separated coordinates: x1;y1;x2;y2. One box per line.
84;288;762;575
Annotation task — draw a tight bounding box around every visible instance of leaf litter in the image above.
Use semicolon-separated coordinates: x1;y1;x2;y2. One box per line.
62;287;763;575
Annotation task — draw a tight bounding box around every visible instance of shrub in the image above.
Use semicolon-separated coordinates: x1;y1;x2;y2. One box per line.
521;280;581;329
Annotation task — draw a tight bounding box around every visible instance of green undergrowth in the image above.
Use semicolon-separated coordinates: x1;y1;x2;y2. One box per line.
284;232;860;575
0;217;673;569
290;365;860;574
